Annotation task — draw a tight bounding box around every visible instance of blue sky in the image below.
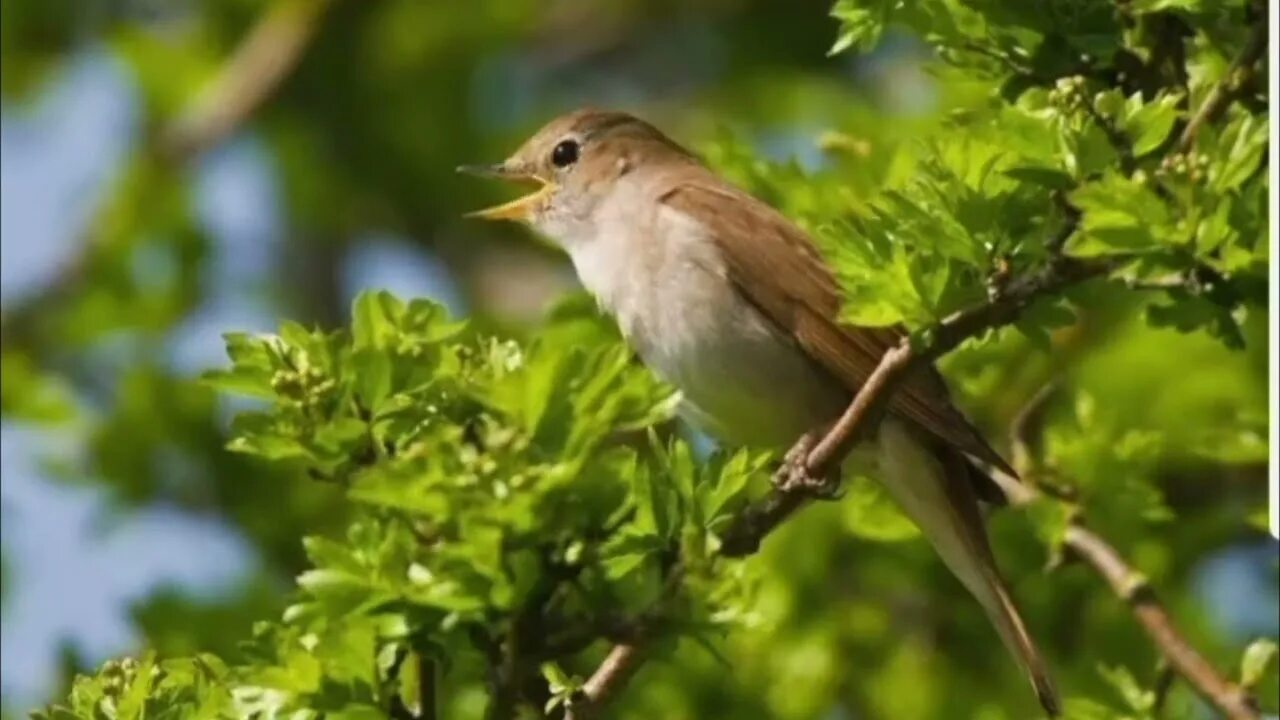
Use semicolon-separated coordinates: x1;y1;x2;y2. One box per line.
0;49;457;712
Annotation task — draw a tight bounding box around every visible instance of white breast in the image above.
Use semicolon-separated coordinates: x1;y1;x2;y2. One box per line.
547;180;846;448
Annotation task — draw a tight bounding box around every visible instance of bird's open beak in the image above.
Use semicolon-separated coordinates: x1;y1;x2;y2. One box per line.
457;163;555;222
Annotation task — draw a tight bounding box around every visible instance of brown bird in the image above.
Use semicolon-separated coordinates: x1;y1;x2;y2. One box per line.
460;108;1059;715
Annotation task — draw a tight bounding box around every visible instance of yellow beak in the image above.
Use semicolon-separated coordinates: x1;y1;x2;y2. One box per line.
457;163;555;222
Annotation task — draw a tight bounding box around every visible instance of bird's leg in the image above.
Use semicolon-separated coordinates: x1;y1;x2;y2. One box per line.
772;428;843;500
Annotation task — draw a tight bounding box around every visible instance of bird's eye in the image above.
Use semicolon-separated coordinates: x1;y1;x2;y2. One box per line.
551;139;580;168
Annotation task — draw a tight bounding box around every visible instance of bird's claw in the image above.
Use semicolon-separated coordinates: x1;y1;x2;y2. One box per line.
772;443;843;500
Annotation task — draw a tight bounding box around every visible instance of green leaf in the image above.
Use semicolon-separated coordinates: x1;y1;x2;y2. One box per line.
1239;638;1278;690
601;529;664;580
1061;697;1123;720
540;661;572;690
1023;496;1073;557
1097;664;1154;712
1069;171;1172;255
0;352;79;424
842;475;920;542
1002;165;1075;191
1213;113;1267;191
201;367;275;399
351;290;403;350
227;431;310;461
632;443;677;541
829;0;893;55
349;348;392;407
116;653;158;720
1016;298;1079;350
1129;0;1205;13
1145;296;1245;349
703;449;771;521
1121;92;1181;157
1245;505;1271;534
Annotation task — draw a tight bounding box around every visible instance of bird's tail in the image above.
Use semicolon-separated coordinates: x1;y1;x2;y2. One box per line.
876;419;1060;716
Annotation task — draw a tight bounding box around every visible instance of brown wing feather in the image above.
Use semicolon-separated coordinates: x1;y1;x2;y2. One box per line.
659;177;1016;477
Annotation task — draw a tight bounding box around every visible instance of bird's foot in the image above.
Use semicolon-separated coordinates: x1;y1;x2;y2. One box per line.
772;433;843;500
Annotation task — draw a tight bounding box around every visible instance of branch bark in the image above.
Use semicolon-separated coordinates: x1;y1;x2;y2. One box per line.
996;385;1260;720
1063;526;1259;719
0;0;333;348
568;212;1106;713
563;564;685;719
1176;6;1268;153
568;200;1254;714
159;0;332;161
417;655;439;720
563;644;645;720
722;211;1100;557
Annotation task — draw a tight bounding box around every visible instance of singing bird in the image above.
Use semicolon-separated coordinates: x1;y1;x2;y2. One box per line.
460;109;1058;715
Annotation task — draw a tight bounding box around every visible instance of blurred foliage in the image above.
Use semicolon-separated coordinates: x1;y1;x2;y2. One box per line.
2;0;1274;718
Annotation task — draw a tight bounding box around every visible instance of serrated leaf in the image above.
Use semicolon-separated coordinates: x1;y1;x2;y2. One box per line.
1069;172;1171;254
828;0;892;55
1121;92;1181;157
1214;114;1267;191
703;449;770;521
632;446;676;541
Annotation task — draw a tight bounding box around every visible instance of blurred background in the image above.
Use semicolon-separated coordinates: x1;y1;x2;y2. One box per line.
0;0;1274;717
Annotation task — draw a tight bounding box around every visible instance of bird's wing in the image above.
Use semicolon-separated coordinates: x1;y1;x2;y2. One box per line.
658;176;1016;477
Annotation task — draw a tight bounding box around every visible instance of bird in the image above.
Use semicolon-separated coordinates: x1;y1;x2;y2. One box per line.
459;108;1059;716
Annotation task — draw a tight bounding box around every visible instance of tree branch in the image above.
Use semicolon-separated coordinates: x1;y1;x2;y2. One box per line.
994;385;1261;720
476;626;519;720
0;0;334;348
417;655;439;720
1062;525;1259;719
1151;659;1177;716
563;644;645;720
563;564;685;719
1176;6;1267;153
160;0;332;161
723;210;1099;557
565;211;1105;713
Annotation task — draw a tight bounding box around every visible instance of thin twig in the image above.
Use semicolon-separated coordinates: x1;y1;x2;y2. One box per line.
1121;276;1195;292
1083;100;1137;175
160;0;331;160
1008;380;1060;476
723;213;1101;557
994;386;1260;720
569;213;1098;714
1062;525;1259;719
563;644;645;720
542;22;1270;701
1176;8;1268;153
1151;659;1176;716
418;655;438;720
0;0;334;347
483;635;520;720
563;564;685;719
